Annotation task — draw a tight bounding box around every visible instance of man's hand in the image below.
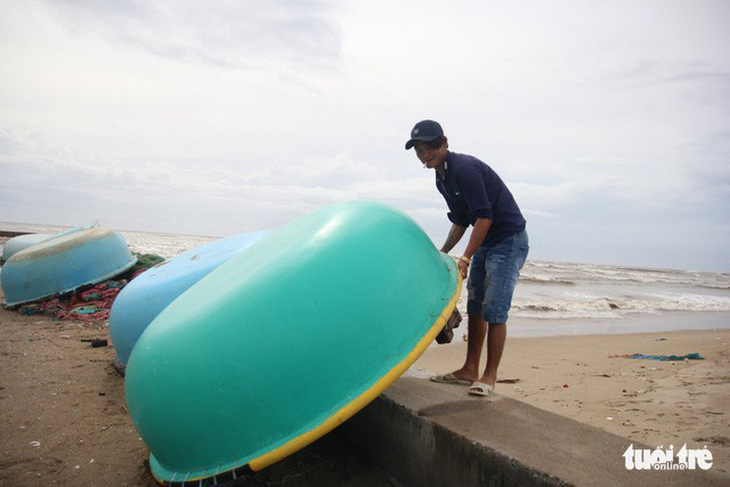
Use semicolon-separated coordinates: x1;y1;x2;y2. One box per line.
457;258;469;278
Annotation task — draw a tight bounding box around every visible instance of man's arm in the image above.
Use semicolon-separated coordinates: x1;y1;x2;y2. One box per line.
440;224;467;254
463;218;491;260
456;218;491;277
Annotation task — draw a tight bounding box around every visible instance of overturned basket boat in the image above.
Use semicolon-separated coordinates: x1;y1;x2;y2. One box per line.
125;201;462;485
1;226;90;264
1;227;137;308
1;233;55;264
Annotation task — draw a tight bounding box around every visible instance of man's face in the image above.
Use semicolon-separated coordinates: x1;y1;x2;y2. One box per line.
413;140;447;169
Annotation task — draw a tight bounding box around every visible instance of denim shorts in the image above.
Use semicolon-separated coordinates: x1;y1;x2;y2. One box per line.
466;230;529;324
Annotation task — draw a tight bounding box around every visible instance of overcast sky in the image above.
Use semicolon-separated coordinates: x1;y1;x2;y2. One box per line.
1;0;728;272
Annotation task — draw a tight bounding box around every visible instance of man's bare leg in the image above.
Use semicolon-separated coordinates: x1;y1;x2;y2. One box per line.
479;322;506;387
450;314;487;382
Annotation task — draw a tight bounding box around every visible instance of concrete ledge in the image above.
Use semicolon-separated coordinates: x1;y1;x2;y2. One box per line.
339;377;726;486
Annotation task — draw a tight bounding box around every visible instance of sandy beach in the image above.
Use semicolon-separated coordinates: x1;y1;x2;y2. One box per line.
1;288;728;484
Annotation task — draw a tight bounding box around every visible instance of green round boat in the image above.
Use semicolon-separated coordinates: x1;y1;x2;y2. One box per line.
125;201;461;484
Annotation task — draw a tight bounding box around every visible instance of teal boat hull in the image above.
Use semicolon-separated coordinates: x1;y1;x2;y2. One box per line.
1;227;137;307
109;231;268;366
125;201;461;483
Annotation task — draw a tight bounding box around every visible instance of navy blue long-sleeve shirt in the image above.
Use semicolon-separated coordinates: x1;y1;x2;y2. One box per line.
436;151;526;247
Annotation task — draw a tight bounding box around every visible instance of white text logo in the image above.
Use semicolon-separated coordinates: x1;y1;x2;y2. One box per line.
623;443;713;470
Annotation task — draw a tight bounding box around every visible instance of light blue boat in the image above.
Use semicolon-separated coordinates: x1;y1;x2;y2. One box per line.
109;230;268;366
1;233;55;263
1;227;137;307
1;226;90;264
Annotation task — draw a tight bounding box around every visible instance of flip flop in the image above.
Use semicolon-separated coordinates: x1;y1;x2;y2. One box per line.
468;382;494;397
429;373;472;385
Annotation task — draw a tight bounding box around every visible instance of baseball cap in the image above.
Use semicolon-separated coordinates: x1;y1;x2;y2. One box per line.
405;120;444;150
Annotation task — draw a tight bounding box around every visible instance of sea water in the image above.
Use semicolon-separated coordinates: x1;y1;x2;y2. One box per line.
515;260;730;319
2;221;729;336
500;260;730;337
438;258;730;337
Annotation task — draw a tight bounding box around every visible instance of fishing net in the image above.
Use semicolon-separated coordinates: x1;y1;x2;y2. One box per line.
13;252;164;322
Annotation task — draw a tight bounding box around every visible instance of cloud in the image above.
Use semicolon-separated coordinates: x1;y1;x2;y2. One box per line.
39;0;342;72
244;150;381;187
0;127;443;236
2;1;730;271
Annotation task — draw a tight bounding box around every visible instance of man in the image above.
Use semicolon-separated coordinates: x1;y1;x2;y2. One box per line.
405;120;529;397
